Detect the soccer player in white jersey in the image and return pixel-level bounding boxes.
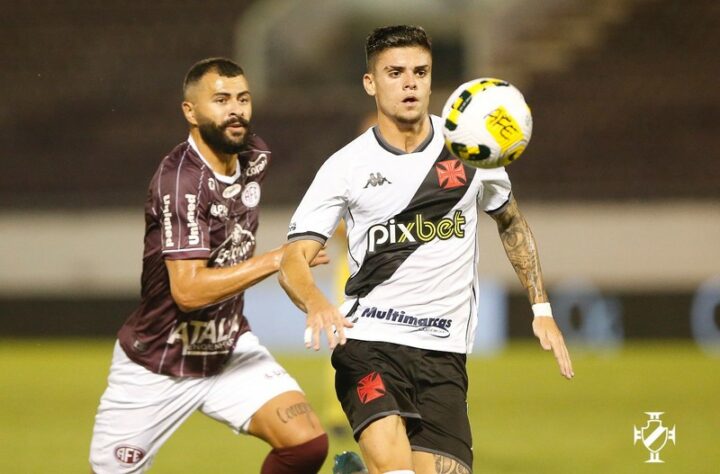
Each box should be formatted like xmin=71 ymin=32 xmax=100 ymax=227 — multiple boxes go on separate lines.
xmin=279 ymin=26 xmax=574 ymax=474
xmin=89 ymin=58 xmax=330 ymax=473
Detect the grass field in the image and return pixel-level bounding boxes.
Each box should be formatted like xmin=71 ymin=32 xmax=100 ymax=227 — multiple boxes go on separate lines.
xmin=1 ymin=339 xmax=718 ymax=473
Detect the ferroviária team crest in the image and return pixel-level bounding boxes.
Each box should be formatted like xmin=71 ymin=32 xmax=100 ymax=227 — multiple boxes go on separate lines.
xmin=633 ymin=412 xmax=676 ymax=463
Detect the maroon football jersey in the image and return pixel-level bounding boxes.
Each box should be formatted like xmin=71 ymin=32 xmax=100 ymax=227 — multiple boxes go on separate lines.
xmin=118 ymin=134 xmax=271 ymax=377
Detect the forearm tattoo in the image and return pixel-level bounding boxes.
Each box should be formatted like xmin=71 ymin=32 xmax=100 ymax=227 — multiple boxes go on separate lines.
xmin=492 ymin=199 xmax=547 ymax=304
xmin=434 ymin=454 xmax=471 ymax=474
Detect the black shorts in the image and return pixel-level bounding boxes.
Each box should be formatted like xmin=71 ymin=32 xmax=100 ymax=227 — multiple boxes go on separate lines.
xmin=331 ymin=339 xmax=472 ymax=470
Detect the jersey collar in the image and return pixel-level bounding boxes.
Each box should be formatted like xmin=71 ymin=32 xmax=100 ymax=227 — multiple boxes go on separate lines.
xmin=372 ymin=116 xmax=435 ymax=155
xmin=187 ymin=134 xmax=242 ymax=184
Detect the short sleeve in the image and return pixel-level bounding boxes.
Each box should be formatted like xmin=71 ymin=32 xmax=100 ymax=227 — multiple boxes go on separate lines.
xmin=287 ymin=155 xmax=348 ymax=245
xmin=154 ymin=158 xmax=211 ymax=260
xmin=477 ymin=167 xmax=513 ymax=215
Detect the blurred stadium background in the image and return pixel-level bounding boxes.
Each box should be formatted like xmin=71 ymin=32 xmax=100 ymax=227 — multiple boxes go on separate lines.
xmin=1 ymin=0 xmax=718 ymax=472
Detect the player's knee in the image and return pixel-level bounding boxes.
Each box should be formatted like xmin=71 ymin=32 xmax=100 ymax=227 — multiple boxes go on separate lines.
xmin=261 ymin=433 xmax=329 ymax=474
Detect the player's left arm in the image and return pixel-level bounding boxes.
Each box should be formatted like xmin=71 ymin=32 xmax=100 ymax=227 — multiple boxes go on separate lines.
xmin=490 ymin=196 xmax=574 ymax=379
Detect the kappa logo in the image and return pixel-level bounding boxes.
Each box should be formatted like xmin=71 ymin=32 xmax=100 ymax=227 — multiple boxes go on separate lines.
xmin=114 ymin=445 xmax=146 ymax=465
xmin=364 ymin=172 xmax=392 ymax=188
xmin=435 ymin=159 xmax=467 ymax=190
xmin=357 ymin=371 xmax=386 ymax=404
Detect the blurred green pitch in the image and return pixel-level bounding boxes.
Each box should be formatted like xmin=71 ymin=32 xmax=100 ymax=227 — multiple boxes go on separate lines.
xmin=1 ymin=340 xmax=718 ymax=473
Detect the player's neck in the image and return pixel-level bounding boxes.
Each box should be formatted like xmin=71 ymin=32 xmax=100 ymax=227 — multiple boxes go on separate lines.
xmin=375 ymin=114 xmax=431 ymax=153
xmin=189 ymin=130 xmax=238 ymax=177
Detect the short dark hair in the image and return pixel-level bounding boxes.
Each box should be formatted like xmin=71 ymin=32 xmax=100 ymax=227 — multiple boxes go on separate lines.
xmin=183 ymin=57 xmax=244 ymax=93
xmin=365 ymin=25 xmax=432 ymax=70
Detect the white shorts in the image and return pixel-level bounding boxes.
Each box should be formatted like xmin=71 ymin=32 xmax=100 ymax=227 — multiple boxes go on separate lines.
xmin=89 ymin=332 xmax=302 ymax=473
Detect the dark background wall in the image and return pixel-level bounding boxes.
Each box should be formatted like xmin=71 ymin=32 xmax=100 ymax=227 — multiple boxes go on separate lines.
xmin=1 ymin=0 xmax=718 ymax=209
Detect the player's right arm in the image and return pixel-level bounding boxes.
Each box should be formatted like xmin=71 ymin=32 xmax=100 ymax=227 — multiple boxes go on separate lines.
xmin=166 ymin=249 xmax=330 ymax=313
xmin=278 ymin=151 xmax=352 ymax=349
xmin=279 ymin=240 xmax=352 ymax=350
xmin=152 ymin=148 xmax=329 ymax=312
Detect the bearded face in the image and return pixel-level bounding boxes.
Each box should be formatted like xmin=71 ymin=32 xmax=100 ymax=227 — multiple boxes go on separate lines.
xmin=197 ymin=114 xmax=251 ymax=155
xmin=183 ymin=72 xmax=253 ymax=156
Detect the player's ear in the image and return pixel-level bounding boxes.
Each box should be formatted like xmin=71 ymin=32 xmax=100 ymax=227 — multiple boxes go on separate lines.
xmin=182 ymin=101 xmax=198 ymax=126
xmin=363 ymin=73 xmax=376 ymax=97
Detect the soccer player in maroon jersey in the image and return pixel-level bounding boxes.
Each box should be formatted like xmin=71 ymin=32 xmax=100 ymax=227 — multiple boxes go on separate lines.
xmin=89 ymin=58 xmax=329 ymax=473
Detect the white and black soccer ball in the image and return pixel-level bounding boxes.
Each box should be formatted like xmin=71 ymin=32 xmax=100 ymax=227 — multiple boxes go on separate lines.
xmin=441 ymin=78 xmax=533 ymax=169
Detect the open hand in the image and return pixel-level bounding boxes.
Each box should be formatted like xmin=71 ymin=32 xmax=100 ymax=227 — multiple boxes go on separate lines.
xmin=532 ymin=317 xmax=574 ymax=380
xmin=304 ymin=300 xmax=353 ymax=350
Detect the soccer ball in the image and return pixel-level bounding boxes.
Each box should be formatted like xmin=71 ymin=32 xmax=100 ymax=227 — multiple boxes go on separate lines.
xmin=441 ymin=78 xmax=533 ymax=169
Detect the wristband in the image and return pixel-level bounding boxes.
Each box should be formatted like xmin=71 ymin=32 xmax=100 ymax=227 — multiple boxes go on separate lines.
xmin=532 ymin=302 xmax=553 ymax=318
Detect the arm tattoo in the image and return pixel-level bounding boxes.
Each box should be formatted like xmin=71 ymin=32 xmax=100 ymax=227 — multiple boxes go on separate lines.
xmin=491 ymin=198 xmax=547 ymax=304
xmin=434 ymin=454 xmax=471 ymax=474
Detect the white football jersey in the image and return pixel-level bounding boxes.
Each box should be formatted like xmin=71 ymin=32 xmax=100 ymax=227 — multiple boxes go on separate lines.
xmin=288 ymin=115 xmax=511 ymax=353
